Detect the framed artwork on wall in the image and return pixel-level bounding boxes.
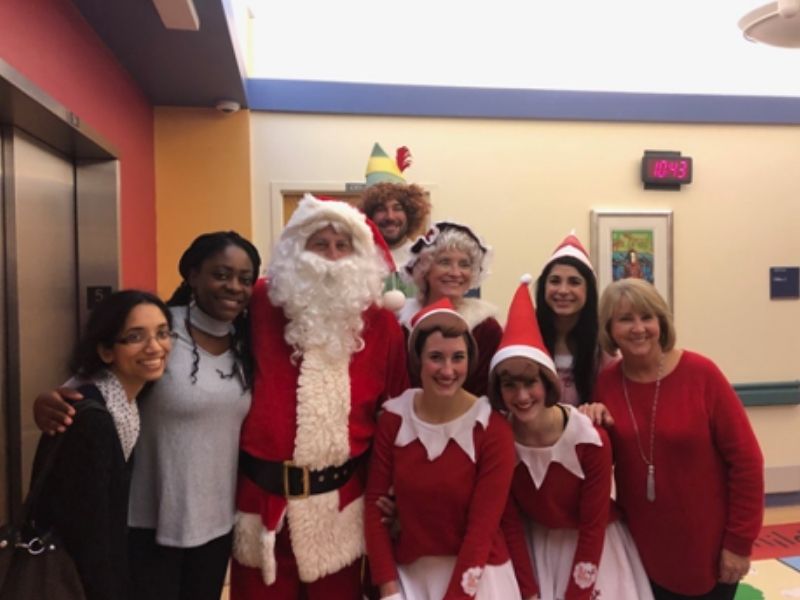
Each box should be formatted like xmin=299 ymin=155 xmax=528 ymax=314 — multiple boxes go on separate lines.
xmin=590 ymin=210 xmax=674 ymax=307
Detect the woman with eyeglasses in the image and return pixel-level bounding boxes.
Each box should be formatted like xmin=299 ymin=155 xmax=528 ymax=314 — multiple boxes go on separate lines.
xmin=32 ymin=290 xmax=172 ymax=600
xmin=33 ymin=231 xmax=262 ymax=600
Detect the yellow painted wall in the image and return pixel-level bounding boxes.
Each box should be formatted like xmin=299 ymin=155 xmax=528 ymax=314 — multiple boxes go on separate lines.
xmin=249 ymin=112 xmax=800 ymax=484
xmin=155 ymin=107 xmax=252 ymax=299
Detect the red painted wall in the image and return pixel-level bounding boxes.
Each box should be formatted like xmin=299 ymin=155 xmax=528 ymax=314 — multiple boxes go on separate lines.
xmin=0 ymin=0 xmax=156 ymax=289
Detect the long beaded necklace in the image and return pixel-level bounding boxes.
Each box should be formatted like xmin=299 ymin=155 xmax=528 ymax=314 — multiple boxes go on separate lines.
xmin=622 ymin=353 xmax=664 ymax=502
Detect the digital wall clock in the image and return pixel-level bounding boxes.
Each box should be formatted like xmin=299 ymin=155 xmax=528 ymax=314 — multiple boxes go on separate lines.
xmin=641 ymin=151 xmax=693 ymax=189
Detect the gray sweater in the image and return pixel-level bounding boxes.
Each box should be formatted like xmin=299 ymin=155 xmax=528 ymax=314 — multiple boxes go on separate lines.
xmin=127 ymin=306 xmax=251 ymax=547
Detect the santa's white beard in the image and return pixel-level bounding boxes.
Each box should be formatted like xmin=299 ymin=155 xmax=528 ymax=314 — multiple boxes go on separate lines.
xmin=268 ymin=251 xmax=385 ymax=362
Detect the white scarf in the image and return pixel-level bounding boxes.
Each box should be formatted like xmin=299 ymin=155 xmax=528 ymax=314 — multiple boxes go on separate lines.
xmin=93 ymin=371 xmax=140 ymax=461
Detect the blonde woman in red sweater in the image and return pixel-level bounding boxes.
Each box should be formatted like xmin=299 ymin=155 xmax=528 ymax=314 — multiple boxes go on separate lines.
xmin=587 ymin=278 xmax=764 ymax=599
xmin=365 ymin=298 xmax=519 ymax=600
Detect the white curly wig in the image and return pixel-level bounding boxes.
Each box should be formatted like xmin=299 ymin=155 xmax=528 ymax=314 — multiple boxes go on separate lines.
xmin=404 ymin=221 xmax=493 ymax=303
xmin=267 ymin=194 xmax=388 ymax=361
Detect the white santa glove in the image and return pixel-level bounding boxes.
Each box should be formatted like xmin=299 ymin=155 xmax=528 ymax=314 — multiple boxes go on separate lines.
xmin=380 ymin=593 xmax=404 ymax=600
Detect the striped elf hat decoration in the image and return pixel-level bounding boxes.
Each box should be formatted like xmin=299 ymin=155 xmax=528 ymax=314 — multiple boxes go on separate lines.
xmin=365 ymin=143 xmax=412 ymax=187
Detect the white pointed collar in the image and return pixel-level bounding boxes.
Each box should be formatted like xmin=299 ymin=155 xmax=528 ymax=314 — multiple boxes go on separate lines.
xmin=514 ymin=405 xmax=602 ymax=489
xmin=384 ymin=390 xmax=491 ymax=463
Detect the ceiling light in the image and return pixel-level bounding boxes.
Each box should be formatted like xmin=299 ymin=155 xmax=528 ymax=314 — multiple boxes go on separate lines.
xmin=739 ymin=0 xmax=800 ymax=47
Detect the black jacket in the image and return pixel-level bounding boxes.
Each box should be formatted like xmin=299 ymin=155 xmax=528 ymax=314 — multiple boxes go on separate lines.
xmin=33 ymin=384 xmax=132 ymax=600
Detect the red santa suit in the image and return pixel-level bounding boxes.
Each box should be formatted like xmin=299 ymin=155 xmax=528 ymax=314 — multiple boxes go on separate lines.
xmin=232 ymin=277 xmax=408 ymax=597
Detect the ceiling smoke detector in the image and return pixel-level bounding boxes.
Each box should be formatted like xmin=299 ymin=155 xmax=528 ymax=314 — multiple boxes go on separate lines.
xmin=739 ymin=0 xmax=800 ymax=47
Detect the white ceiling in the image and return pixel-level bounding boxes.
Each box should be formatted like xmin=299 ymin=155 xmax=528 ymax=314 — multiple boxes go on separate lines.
xmin=239 ymin=0 xmax=800 ymax=97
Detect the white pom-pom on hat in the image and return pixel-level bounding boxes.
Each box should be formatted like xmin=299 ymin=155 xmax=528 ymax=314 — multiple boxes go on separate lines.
xmin=382 ymin=289 xmax=406 ymax=312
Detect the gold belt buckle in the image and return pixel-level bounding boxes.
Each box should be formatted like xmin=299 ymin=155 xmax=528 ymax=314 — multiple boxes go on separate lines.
xmin=283 ymin=461 xmax=310 ymax=499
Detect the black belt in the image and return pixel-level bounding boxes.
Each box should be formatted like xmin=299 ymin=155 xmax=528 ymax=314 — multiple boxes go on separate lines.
xmin=239 ymin=451 xmax=362 ymax=499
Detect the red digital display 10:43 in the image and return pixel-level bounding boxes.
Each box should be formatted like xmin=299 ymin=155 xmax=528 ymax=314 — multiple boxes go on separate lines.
xmin=641 ymin=154 xmax=693 ymax=185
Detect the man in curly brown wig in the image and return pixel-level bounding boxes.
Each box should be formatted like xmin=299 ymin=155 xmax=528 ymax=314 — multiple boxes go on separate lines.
xmin=359 ymin=143 xmax=431 ymax=285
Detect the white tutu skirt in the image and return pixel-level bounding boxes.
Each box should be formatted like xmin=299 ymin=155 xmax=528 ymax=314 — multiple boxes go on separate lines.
xmin=530 ymin=520 xmax=653 ymax=600
xmin=397 ymin=556 xmax=521 ymax=600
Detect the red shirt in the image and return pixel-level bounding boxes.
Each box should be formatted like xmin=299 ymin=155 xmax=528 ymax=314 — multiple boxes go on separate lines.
xmin=502 ymin=411 xmax=616 ymax=600
xmin=594 ymin=351 xmax=764 ymax=595
xmin=365 ymin=394 xmax=516 ymax=600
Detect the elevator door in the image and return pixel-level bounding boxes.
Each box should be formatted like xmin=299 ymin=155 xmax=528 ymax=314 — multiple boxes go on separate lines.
xmin=1 ymin=128 xmax=77 ymax=520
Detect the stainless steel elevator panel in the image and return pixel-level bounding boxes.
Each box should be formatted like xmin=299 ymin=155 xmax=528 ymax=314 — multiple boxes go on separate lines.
xmin=6 ymin=129 xmax=77 ymax=493
xmin=0 ymin=130 xmax=7 ymax=524
xmin=2 ymin=63 xmax=120 ymax=522
xmin=76 ymin=159 xmax=121 ymax=330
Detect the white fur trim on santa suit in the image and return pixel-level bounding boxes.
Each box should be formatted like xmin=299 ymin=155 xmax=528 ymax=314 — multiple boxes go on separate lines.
xmin=232 ymin=511 xmax=279 ymax=585
xmin=287 ymin=492 xmax=364 ymax=582
xmin=289 ymin=345 xmax=364 ymax=580
xmin=233 ymin=497 xmax=364 ymax=586
xmin=286 ymin=349 xmax=364 ymax=581
xmin=231 ymin=344 xmax=364 ymax=584
xmin=286 ymin=194 xmax=374 ymax=256
xmin=293 ymin=348 xmax=352 ymax=469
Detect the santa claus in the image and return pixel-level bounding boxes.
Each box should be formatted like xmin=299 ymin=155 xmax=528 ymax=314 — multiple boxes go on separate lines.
xmin=231 ymin=194 xmax=409 ymax=599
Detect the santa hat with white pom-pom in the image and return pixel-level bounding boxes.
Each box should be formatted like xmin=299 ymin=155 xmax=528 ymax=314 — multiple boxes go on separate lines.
xmin=489 ymin=274 xmax=561 ymax=406
xmin=363 ymin=217 xmax=406 ymax=312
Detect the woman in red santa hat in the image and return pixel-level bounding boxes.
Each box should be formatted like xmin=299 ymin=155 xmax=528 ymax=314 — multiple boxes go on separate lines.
xmin=399 ymin=221 xmax=501 ymax=398
xmin=492 ymin=276 xmax=653 ymax=600
xmin=365 ymin=297 xmax=519 ymax=600
xmin=534 ymin=232 xmax=615 ymax=409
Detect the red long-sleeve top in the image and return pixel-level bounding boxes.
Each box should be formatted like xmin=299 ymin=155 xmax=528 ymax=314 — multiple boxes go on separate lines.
xmin=364 ymin=393 xmax=516 ymax=600
xmin=502 ymin=409 xmax=616 ymax=600
xmin=594 ymin=351 xmax=764 ymax=595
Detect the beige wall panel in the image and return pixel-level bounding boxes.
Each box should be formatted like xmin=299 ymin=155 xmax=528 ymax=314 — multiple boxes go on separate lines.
xmin=249 ymin=112 xmax=800 ymax=480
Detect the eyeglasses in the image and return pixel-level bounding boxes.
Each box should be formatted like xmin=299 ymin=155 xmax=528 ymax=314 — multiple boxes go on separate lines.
xmin=115 ymin=328 xmax=174 ymax=346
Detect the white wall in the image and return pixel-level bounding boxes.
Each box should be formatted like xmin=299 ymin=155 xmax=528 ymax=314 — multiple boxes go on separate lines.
xmin=250 ymin=111 xmax=800 ymax=487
